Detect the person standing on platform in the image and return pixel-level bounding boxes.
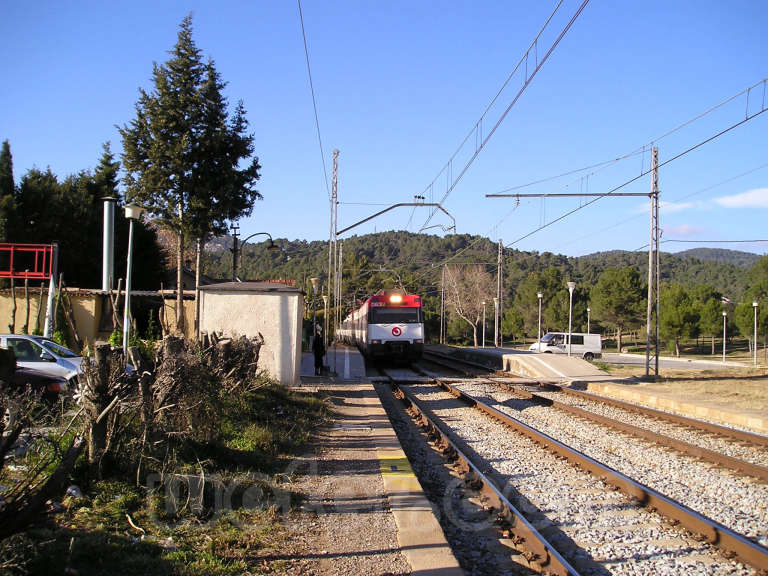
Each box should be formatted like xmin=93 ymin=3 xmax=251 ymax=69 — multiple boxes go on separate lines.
xmin=312 ymin=325 xmax=325 ymax=375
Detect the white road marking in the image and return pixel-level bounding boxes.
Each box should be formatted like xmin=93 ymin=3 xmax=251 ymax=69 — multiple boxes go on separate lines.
xmin=344 ymin=346 xmax=350 ymax=379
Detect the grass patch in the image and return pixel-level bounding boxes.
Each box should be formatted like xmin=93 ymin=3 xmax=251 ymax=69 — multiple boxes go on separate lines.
xmin=0 ymin=383 xmax=328 ymax=575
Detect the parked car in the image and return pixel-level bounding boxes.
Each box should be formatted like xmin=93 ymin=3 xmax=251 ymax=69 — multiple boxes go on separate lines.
xmin=0 ymin=334 xmax=85 ymax=391
xmin=8 ymin=365 xmax=69 ymax=398
xmin=2 ymin=365 xmax=69 ymax=427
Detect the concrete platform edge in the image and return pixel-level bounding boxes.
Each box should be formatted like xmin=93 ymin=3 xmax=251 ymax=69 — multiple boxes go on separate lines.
xmin=363 ymin=384 xmax=465 ymax=575
xmin=584 ymin=381 xmax=768 ymax=435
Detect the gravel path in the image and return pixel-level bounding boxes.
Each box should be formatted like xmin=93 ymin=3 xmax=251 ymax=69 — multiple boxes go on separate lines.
xmin=456 ymin=380 xmax=768 ymax=548
xmin=278 ymin=386 xmax=411 ymax=576
xmin=405 ymin=381 xmax=754 ymax=575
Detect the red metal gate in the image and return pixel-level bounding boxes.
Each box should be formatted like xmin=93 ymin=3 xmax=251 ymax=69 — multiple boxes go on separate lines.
xmin=0 ymin=243 xmax=54 ymax=280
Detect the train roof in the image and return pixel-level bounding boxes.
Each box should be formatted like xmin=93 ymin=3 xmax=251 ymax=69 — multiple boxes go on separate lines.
xmin=367 ymin=291 xmax=421 ymax=307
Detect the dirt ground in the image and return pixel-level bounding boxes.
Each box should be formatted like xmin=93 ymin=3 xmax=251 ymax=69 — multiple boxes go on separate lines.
xmin=600 ymin=363 xmax=768 ymax=414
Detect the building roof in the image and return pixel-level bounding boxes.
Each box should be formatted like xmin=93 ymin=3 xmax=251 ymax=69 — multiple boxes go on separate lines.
xmin=198 ymin=281 xmax=300 ymax=294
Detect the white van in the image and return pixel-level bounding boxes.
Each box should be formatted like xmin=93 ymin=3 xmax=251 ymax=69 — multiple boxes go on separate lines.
xmin=529 ymin=332 xmax=602 ymax=360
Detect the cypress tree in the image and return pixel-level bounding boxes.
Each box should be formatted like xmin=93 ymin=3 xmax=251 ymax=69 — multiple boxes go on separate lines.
xmin=120 ymin=15 xmax=261 ymax=334
xmin=0 ymin=140 xmax=15 ymax=242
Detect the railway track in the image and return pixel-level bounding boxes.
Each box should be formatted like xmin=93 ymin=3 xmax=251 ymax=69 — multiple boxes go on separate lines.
xmin=418 ymin=351 xmax=768 ymax=482
xmin=377 ymin=364 xmax=768 ymax=574
xmin=507 ymin=383 xmax=768 ymax=480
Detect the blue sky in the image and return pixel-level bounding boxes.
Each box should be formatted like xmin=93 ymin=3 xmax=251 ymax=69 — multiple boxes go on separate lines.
xmin=2 ymin=0 xmax=766 ymax=257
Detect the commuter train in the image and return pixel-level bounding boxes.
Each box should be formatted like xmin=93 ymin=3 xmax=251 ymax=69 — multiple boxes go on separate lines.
xmin=338 ymin=290 xmax=424 ymax=361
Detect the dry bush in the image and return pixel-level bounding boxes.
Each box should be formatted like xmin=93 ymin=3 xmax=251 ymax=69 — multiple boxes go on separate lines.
xmin=79 ymin=343 xmax=140 ymax=472
xmin=205 ymin=333 xmax=265 ymax=394
xmin=0 ymin=379 xmax=85 ymax=540
xmin=150 ymin=336 xmax=219 ymax=444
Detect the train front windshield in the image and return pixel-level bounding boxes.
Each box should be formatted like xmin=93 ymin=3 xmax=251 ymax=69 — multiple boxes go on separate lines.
xmin=370 ymin=308 xmax=422 ymax=324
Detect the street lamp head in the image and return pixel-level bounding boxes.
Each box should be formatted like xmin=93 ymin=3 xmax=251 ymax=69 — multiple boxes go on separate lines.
xmin=754 ymin=301 xmax=759 ymax=308
xmin=322 ymin=295 xmax=328 ymax=304
xmin=587 ymin=306 xmax=591 ymax=313
xmin=266 ymin=240 xmax=280 ymax=252
xmin=123 ymin=203 xmax=145 ymax=221
xmin=482 ymin=300 xmax=486 ymax=306
xmin=567 ymin=281 xmax=576 ymax=293
xmin=537 ymin=292 xmax=543 ymax=299
xmin=723 ymin=310 xmax=728 ymax=317
xmin=310 ymin=277 xmax=320 ymax=294
xmin=493 ymin=297 xmax=498 ymax=306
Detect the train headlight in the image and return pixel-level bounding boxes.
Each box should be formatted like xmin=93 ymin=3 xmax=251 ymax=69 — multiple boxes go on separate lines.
xmin=389 ymin=294 xmax=403 ymax=304
xmin=371 ymin=339 xmax=381 ymax=344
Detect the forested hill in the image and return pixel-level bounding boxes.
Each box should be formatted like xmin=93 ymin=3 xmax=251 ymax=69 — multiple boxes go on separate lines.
xmin=673 ymin=248 xmax=760 ymax=268
xmin=202 ymin=231 xmax=761 ymax=299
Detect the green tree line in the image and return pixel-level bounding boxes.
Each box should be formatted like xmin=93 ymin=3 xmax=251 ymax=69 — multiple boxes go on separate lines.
xmin=201 ymin=230 xmax=767 ymax=352
xmin=0 ymin=140 xmax=163 ymax=290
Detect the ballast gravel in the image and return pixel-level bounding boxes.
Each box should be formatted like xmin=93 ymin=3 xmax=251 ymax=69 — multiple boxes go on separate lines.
xmin=531 ymin=385 xmax=768 ymax=469
xmin=456 ymin=380 xmax=768 ymax=548
xmin=405 ymin=382 xmax=754 ymax=576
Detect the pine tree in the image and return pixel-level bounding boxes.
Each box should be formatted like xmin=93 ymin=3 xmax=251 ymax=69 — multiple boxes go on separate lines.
xmin=120 ymin=15 xmax=261 ymax=334
xmin=590 ymin=266 xmax=645 ymax=352
xmin=94 ymin=142 xmax=120 ymax=198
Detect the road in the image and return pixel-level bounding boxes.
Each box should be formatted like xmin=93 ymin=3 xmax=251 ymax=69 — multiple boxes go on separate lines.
xmin=601 ymin=352 xmax=744 ymax=371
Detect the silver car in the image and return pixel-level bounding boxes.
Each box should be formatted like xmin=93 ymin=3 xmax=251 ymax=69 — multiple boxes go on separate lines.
xmin=0 ymin=334 xmax=85 ymax=391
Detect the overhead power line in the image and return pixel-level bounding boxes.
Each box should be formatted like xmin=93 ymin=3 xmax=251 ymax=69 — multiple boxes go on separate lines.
xmin=633 ymin=238 xmax=768 ymax=252
xmin=499 ymin=78 xmax=767 ymax=196
xmin=297 ymin=0 xmax=330 ymax=199
xmin=559 ymin=160 xmax=768 ymax=250
xmin=419 ymin=0 xmax=591 ymax=231
xmin=500 ymin=89 xmax=768 ymax=249
xmin=405 ymin=79 xmax=767 ymax=285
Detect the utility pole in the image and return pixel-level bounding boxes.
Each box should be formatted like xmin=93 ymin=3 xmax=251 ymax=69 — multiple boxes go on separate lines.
xmin=497 ymin=238 xmax=503 ymax=348
xmin=230 ymin=223 xmax=240 ymax=282
xmin=440 ymin=265 xmax=446 ymax=344
xmin=328 ymin=149 xmax=339 ymax=375
xmin=486 ymin=156 xmax=662 ymax=375
xmin=645 ymin=147 xmax=660 ymax=379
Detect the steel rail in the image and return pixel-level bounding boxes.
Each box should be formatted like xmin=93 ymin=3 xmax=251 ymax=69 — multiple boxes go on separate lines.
xmin=556 ymin=385 xmax=768 ymax=447
xmin=422 ymin=349 xmax=501 ymax=373
xmin=387 ymin=380 xmax=582 ymax=576
xmin=435 ymin=378 xmax=768 ymax=572
xmin=499 ymin=383 xmax=768 ymax=483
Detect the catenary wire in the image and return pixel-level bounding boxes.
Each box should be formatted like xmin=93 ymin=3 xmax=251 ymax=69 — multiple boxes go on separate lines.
xmin=404 ymin=85 xmax=766 ymax=287
xmin=498 ymin=78 xmax=767 ymax=195
xmin=419 ymin=0 xmax=589 ymax=230
xmin=565 ymin=161 xmax=768 ymax=249
xmin=297 ymin=0 xmax=331 ymax=199
xmin=503 ymin=104 xmax=767 ymax=249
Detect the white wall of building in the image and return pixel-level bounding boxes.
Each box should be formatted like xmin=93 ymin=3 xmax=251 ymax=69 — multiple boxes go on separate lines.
xmin=199 ymin=283 xmax=303 ymax=385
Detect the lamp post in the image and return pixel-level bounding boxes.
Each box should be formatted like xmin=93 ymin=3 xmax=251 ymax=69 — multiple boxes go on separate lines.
xmin=722 ymin=310 xmax=727 ymax=363
xmin=493 ymin=297 xmax=499 ymax=347
xmin=482 ymin=301 xmax=487 ymax=348
xmin=537 ymin=292 xmax=543 ymax=352
xmin=587 ymin=306 xmax=591 ymax=334
xmin=231 ymin=229 xmax=278 ymax=282
xmin=122 ymin=203 xmax=145 ymax=358
xmin=310 ymin=277 xmax=319 ymax=338
xmin=567 ymin=281 xmax=576 ymax=357
xmin=753 ymin=301 xmax=759 ymax=366
xmin=322 ymin=294 xmax=329 ymax=350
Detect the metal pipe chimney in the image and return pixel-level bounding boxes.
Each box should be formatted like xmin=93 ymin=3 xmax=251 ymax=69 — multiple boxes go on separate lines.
xmin=102 ymin=196 xmax=117 ymax=291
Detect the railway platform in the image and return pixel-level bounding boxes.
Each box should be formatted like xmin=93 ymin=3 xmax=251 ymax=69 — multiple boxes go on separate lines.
xmin=294 ymin=347 xmax=464 ymax=575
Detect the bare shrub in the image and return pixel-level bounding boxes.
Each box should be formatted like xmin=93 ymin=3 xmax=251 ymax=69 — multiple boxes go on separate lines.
xmin=205 ymin=333 xmax=265 ymax=394
xmin=79 ymin=343 xmax=140 ymax=472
